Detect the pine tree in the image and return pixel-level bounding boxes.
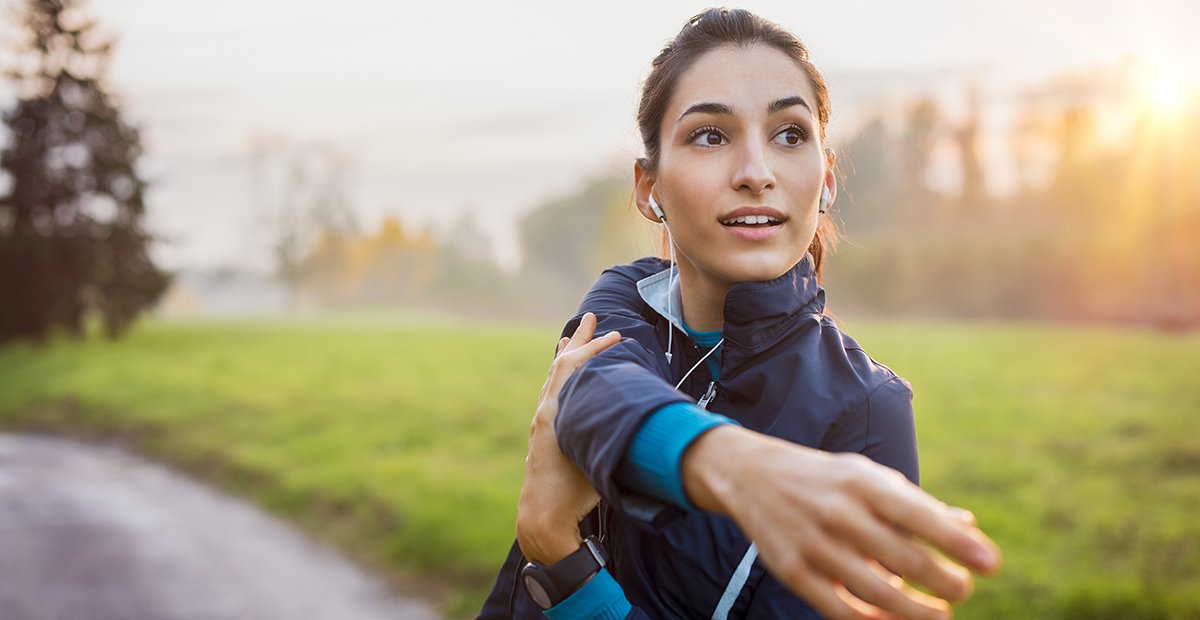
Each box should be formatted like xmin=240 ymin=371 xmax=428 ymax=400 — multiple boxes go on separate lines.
xmin=0 ymin=0 xmax=166 ymax=342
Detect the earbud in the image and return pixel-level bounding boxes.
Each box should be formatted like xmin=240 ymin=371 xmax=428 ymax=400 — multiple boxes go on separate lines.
xmin=649 ymin=195 xmax=667 ymax=222
xmin=819 ymin=186 xmax=831 ymax=215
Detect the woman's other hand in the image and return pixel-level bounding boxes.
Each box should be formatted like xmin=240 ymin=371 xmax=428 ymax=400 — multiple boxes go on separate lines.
xmin=516 ymin=312 xmax=621 ymax=565
xmin=683 ymin=426 xmax=1002 ymax=620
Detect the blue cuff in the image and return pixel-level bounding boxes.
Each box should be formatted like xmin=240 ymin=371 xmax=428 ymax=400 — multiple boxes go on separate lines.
xmin=544 ymin=567 xmax=631 ymax=620
xmin=621 ymin=402 xmax=737 ymax=510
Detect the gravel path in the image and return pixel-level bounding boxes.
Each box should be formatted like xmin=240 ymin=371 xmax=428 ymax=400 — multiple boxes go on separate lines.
xmin=0 ymin=433 xmax=441 ymax=620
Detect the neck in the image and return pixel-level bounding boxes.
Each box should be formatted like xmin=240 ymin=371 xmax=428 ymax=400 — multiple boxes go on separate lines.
xmin=676 ymin=261 xmax=731 ymax=332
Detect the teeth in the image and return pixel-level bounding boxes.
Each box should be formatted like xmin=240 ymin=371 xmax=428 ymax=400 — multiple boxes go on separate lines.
xmin=722 ymin=215 xmax=781 ymax=225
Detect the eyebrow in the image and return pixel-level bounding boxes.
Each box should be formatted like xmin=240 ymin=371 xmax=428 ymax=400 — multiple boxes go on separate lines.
xmin=677 ymin=96 xmax=813 ymax=122
xmin=677 ymin=101 xmax=732 ymax=121
xmin=769 ymin=96 xmax=812 ymax=115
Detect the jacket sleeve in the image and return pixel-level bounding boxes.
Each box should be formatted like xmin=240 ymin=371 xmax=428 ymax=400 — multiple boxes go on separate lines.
xmin=823 ymin=375 xmax=919 ymax=485
xmin=554 ymin=260 xmax=695 ymax=521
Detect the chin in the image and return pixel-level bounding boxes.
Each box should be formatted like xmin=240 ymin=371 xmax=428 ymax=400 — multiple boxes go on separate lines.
xmin=716 ymin=253 xmax=800 ymax=284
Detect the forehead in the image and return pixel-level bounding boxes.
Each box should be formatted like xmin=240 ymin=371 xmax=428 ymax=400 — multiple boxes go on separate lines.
xmin=667 ymin=44 xmax=817 ymax=122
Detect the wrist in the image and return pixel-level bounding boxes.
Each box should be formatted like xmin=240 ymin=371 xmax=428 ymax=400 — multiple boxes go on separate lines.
xmin=682 ymin=427 xmax=831 ymax=516
xmin=516 ymin=517 xmax=582 ymax=565
xmin=680 ymin=424 xmax=757 ymax=515
xmin=535 ymin=533 xmax=584 ymax=565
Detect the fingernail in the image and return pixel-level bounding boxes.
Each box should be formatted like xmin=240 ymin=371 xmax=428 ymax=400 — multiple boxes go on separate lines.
xmin=949 ymin=507 xmax=975 ymax=524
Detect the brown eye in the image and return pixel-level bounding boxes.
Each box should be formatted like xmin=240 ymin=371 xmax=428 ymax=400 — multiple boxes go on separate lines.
xmin=688 ymin=126 xmax=727 ymax=147
xmin=773 ymin=126 xmax=808 ymax=146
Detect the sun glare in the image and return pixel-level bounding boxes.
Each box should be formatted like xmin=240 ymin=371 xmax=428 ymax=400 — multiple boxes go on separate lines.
xmin=1143 ymin=66 xmax=1188 ymax=117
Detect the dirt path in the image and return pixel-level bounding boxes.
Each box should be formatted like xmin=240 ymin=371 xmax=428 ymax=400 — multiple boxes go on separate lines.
xmin=0 ymin=433 xmax=441 ymax=620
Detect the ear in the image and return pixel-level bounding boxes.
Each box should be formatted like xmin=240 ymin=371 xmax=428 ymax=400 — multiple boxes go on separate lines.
xmin=633 ymin=161 xmax=661 ymax=224
xmin=823 ymin=147 xmax=838 ymax=206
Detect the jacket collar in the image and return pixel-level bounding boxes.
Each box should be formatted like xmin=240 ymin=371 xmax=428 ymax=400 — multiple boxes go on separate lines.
xmin=637 ymin=254 xmax=825 ymax=354
xmin=636 ymin=266 xmax=687 ymax=335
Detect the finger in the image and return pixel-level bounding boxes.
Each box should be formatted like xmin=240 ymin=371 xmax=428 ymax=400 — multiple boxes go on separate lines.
xmin=865 ymin=561 xmax=954 ymax=620
xmin=542 ymin=336 xmax=574 ymax=401
xmin=558 ymin=331 xmax=621 ymax=371
xmin=874 ymin=563 xmax=911 ymax=595
xmin=542 ymin=330 xmax=622 ymax=406
xmin=809 ymin=538 xmax=949 ymax=620
xmin=833 ymin=582 xmax=903 ymax=620
xmin=562 ymin=312 xmax=598 ymax=354
xmin=833 ymin=505 xmax=973 ymax=602
xmin=873 ymin=485 xmax=1001 ymax=576
xmin=788 ymin=566 xmax=890 ymax=620
xmin=948 ymin=506 xmax=977 ymax=527
xmin=549 ymin=337 xmax=620 ymax=395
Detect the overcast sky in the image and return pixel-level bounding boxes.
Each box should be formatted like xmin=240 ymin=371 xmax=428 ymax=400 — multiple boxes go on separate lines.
xmin=2 ymin=0 xmax=1197 ymax=270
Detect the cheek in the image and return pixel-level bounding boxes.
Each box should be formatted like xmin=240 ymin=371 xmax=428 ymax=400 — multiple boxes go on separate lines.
xmin=657 ymin=168 xmax=720 ymax=222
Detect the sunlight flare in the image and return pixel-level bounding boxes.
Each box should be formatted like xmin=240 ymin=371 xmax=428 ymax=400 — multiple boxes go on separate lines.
xmin=1142 ymin=64 xmax=1189 ymax=118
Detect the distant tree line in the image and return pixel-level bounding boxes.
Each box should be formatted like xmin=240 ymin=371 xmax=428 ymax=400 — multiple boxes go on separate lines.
xmin=233 ymin=60 xmax=1200 ymax=330
xmin=284 ymin=62 xmax=1198 ymax=330
xmin=829 ymin=67 xmax=1199 ymax=329
xmin=281 ymin=174 xmax=653 ymax=318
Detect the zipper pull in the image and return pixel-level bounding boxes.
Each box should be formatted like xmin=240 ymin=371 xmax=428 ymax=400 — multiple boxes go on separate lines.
xmin=697 ymin=381 xmax=718 ymax=410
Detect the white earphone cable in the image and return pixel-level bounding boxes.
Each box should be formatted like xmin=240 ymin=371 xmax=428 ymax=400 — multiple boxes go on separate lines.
xmin=665 ymin=225 xmax=676 ymax=365
xmin=675 ymin=337 xmax=724 ymax=391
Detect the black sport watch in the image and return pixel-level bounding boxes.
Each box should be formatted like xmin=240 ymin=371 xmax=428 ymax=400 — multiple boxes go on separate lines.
xmin=520 ymin=536 xmax=609 ymax=609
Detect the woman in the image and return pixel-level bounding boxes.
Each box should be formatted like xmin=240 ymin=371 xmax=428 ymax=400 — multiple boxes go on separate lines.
xmin=481 ymin=8 xmax=999 ymax=619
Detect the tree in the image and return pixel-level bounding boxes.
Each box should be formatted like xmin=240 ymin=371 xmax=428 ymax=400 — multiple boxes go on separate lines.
xmin=0 ymin=0 xmax=167 ymax=341
xmin=896 ymin=97 xmax=943 ymax=207
xmin=248 ymin=136 xmax=358 ymax=307
xmin=954 ymin=87 xmax=988 ymax=214
xmin=836 ymin=113 xmax=894 ymax=233
xmin=517 ymin=174 xmax=651 ymax=316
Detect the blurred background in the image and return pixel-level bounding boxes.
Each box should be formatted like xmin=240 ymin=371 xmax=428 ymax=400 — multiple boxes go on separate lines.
xmin=0 ymin=0 xmax=1197 ymax=618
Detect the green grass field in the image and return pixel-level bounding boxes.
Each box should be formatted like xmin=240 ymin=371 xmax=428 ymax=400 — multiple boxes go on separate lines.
xmin=1 ymin=318 xmax=1197 ymax=618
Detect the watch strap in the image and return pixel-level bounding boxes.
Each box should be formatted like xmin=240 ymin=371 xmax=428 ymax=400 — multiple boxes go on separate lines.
xmin=522 ymin=536 xmax=609 ymax=608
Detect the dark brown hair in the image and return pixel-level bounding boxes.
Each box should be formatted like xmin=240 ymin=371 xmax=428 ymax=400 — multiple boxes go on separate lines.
xmin=636 ymin=8 xmax=837 ymax=278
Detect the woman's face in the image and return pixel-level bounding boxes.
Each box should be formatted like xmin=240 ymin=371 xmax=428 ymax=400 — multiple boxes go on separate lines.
xmin=635 ymin=43 xmax=834 ymax=290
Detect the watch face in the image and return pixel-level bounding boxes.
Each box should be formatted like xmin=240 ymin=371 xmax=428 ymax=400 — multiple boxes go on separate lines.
xmin=523 ymin=573 xmax=553 ymax=609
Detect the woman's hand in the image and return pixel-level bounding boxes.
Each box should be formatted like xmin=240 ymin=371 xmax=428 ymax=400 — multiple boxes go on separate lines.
xmin=516 ymin=313 xmax=621 ymax=565
xmin=683 ymin=426 xmax=1001 ymax=620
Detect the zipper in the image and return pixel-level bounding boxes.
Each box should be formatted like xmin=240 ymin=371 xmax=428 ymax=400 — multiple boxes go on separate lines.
xmin=697 ymin=381 xmax=718 ymax=410
xmin=599 ymin=499 xmax=608 ymax=544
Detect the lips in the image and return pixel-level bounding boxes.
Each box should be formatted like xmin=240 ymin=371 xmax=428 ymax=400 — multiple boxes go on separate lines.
xmin=719 ymin=206 xmax=787 ymax=241
xmin=723 ymin=213 xmax=782 ymax=225
xmin=720 ymin=206 xmax=787 ymax=227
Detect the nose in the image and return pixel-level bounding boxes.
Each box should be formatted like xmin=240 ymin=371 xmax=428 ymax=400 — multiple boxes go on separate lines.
xmin=731 ymin=136 xmax=776 ymax=194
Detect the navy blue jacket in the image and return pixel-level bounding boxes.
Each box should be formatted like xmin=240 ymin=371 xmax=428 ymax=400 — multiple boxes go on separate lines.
xmin=479 ymin=254 xmax=918 ymax=619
